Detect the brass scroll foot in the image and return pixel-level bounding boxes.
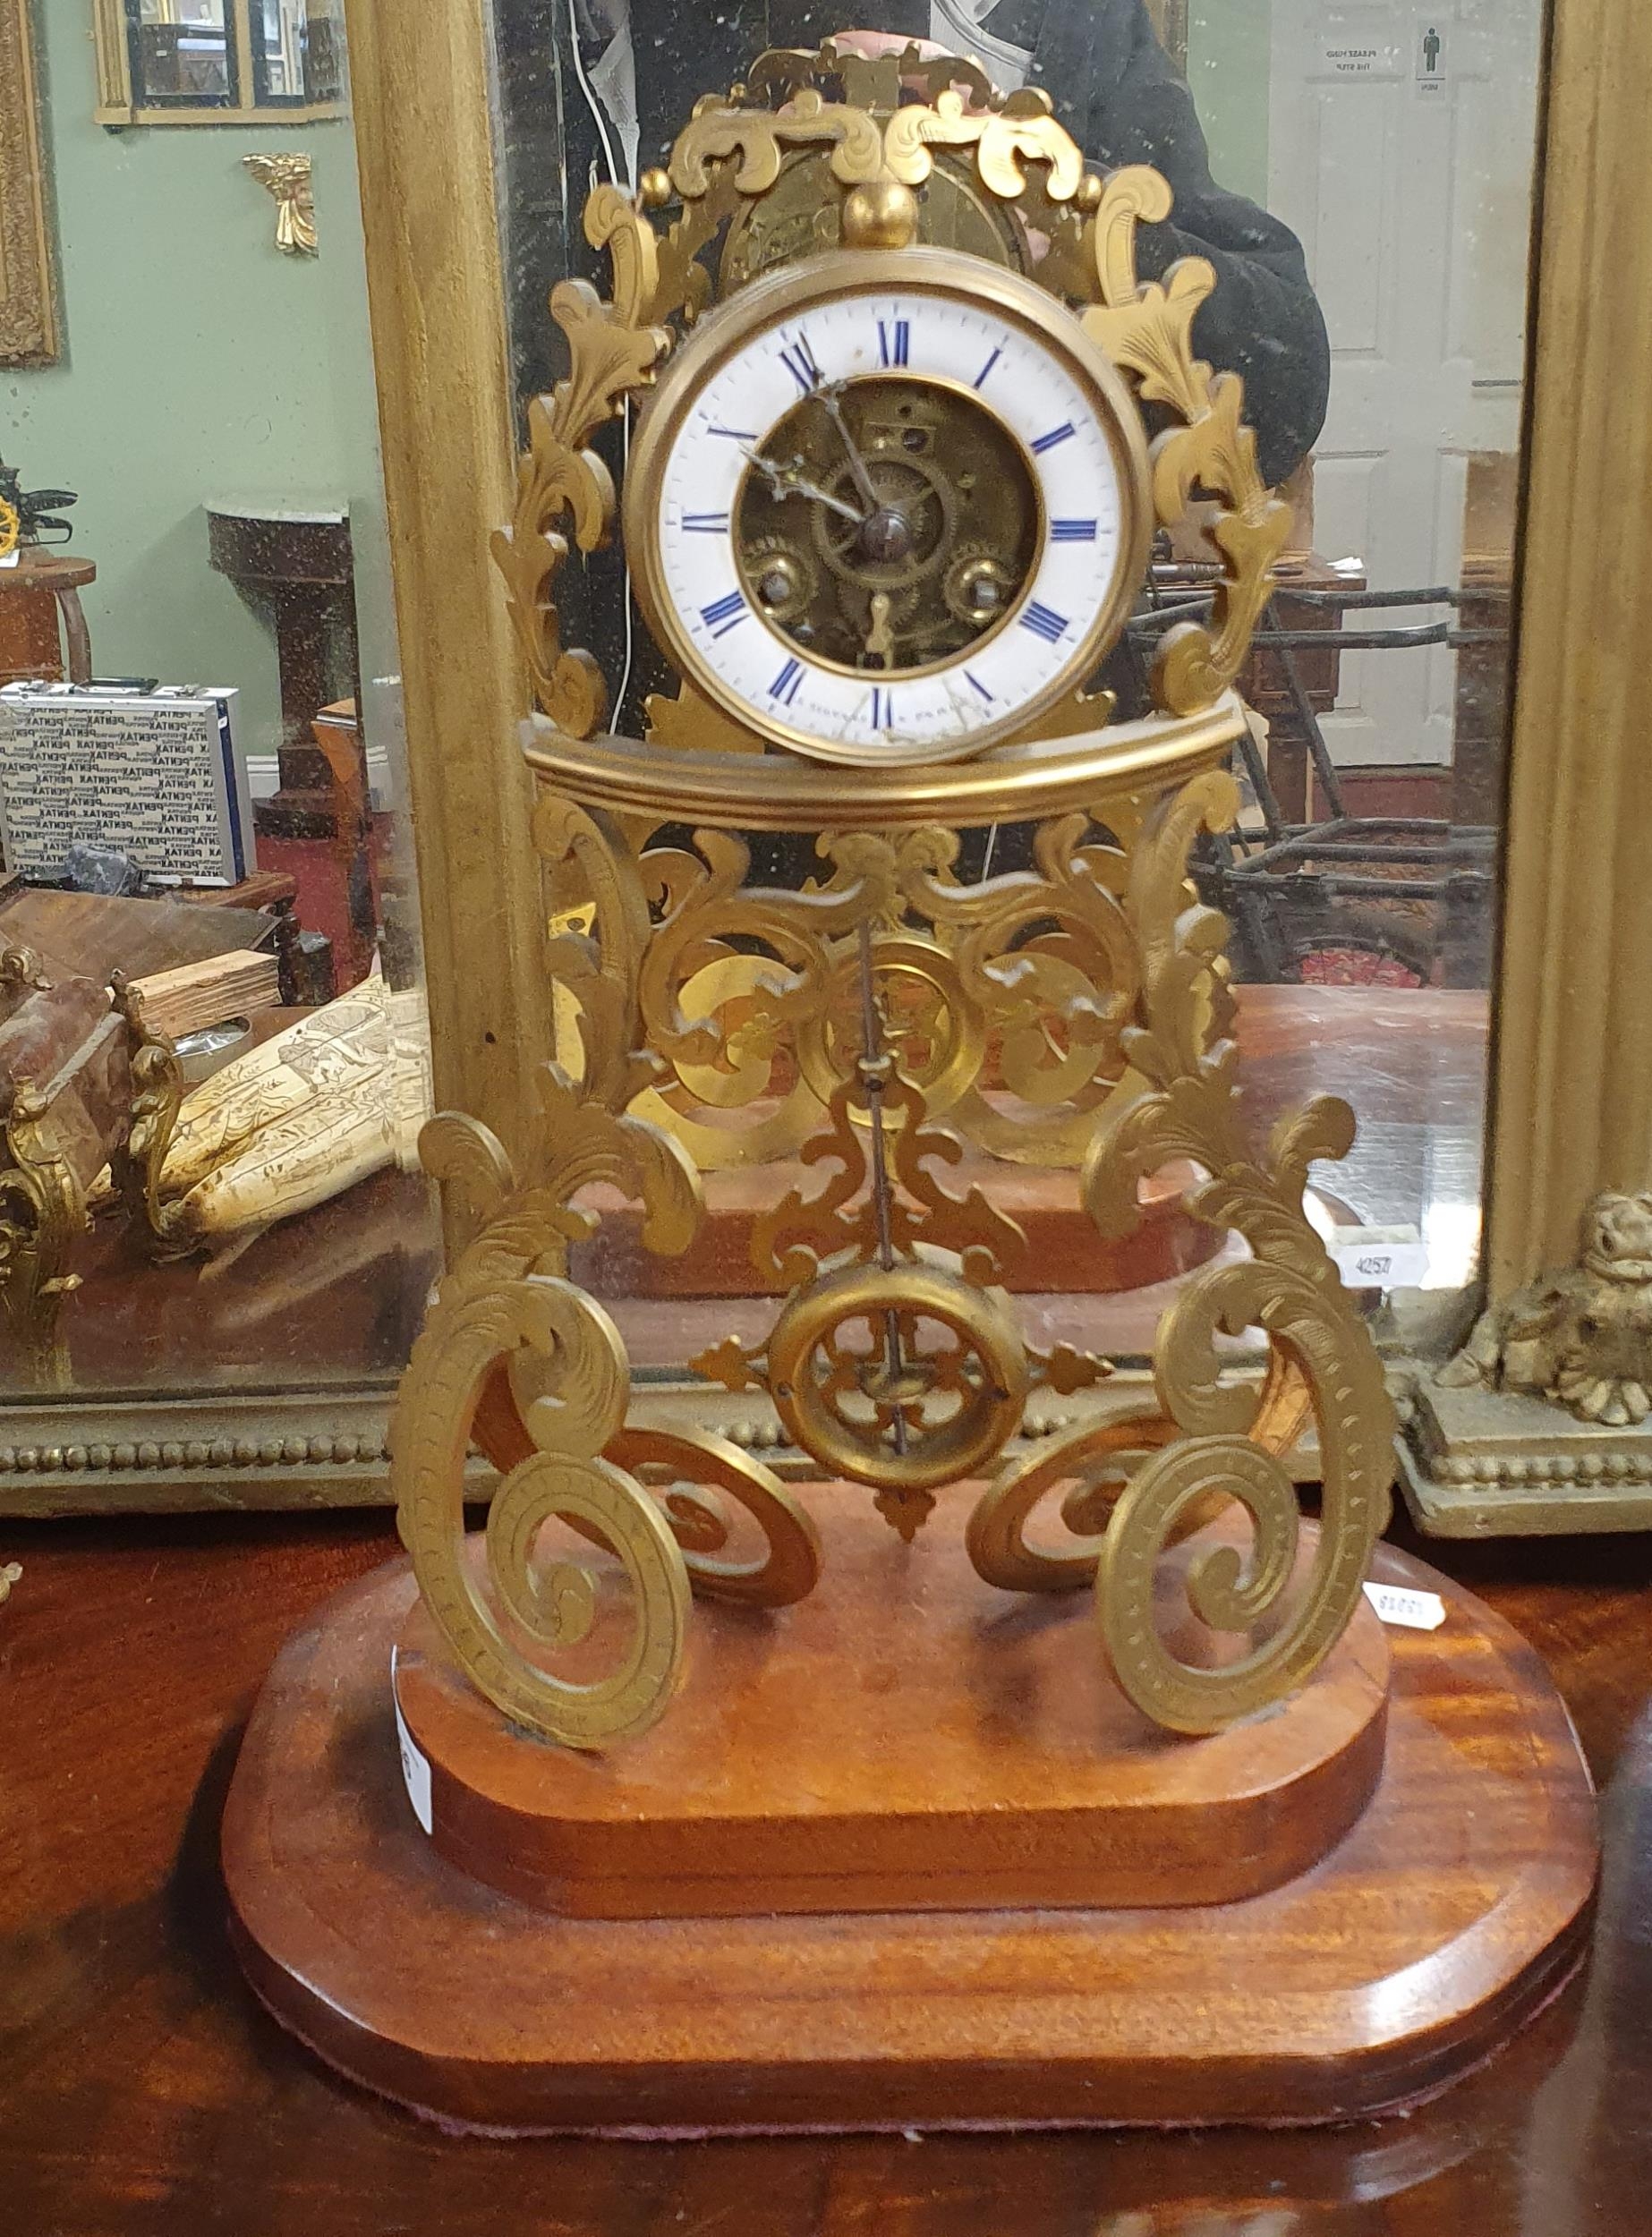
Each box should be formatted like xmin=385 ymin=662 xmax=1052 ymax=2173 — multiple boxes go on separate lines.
xmin=965 ymin=770 xmax=1395 ymax=1734
xmin=1079 ymin=771 xmax=1394 ymax=1731
xmin=391 ymin=1070 xmax=821 ymax=1749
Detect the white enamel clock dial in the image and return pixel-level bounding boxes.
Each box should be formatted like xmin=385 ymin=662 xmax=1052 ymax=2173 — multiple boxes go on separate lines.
xmin=626 ymin=250 xmax=1152 ymax=768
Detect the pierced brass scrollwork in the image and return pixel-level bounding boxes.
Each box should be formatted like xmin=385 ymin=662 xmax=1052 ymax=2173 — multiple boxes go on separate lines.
xmin=393 ymin=47 xmax=1400 ymax=1753
xmin=961 ymin=773 xmax=1393 ymax=1733
xmin=1083 ymin=168 xmax=1294 ymax=714
xmin=553 ymin=812 xmax=1179 ymax=1178
xmin=392 ymin=1066 xmax=822 ymax=1748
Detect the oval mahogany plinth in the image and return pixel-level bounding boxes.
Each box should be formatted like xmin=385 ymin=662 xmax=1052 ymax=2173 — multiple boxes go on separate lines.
xmin=390 ymin=1490 xmax=1391 ymax=1918
xmin=221 ymin=1525 xmax=1597 ymax=2135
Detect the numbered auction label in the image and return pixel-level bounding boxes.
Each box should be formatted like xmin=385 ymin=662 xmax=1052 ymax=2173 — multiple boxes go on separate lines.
xmin=1331 ymin=1228 xmax=1430 ymax=1292
xmin=1363 ymin=1581 xmax=1448 ymax=1631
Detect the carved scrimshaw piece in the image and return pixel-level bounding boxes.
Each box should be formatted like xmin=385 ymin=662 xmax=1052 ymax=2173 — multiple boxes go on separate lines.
xmin=156 ymin=974 xmax=431 ymax=1246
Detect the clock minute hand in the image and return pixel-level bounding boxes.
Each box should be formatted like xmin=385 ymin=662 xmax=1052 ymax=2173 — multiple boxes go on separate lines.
xmin=740 ymin=447 xmax=862 ymax=525
xmin=817 ymin=383 xmax=881 ymax=519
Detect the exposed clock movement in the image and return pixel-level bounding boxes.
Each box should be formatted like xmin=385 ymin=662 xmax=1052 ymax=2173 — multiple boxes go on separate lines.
xmin=626 ymin=251 xmax=1149 ymax=764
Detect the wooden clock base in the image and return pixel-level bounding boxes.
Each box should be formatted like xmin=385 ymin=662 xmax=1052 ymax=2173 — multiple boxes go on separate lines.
xmin=222 ymin=1493 xmax=1597 ymax=2137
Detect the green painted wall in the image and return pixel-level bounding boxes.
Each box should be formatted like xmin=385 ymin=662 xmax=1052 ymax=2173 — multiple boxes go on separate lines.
xmin=1188 ymin=1 xmax=1273 ymax=208
xmin=2 ymin=6 xmax=391 ymax=777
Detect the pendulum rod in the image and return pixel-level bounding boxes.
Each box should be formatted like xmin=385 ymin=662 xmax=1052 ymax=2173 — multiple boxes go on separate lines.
xmin=856 ymin=916 xmax=909 ymax=1458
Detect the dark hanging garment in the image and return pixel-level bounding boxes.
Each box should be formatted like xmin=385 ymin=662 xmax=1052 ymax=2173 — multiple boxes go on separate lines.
xmin=1024 ymin=1 xmax=1332 ymax=486
xmin=626 ymin=0 xmax=1328 ymax=484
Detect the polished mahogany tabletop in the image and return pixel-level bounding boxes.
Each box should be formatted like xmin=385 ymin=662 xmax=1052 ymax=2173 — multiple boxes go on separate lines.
xmin=1 ymin=1500 xmax=1649 ymax=2237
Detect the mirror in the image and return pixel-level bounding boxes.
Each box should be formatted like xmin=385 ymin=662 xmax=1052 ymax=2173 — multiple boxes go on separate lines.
xmin=94 ymin=0 xmax=345 ymax=123
xmin=481 ymin=0 xmax=1544 ymax=1397
xmin=0 ymin=4 xmax=438 ymax=1502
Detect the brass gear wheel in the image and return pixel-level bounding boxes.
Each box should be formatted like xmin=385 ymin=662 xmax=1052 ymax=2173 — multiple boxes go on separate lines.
xmin=943 ymin=540 xmax=1019 ymax=628
xmin=744 ymin=534 xmax=818 ymax=629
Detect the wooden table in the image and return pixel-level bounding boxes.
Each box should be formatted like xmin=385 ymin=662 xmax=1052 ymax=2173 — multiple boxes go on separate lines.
xmin=0 ymin=549 xmax=95 ymax=685
xmin=1 ymin=1503 xmax=1648 ymax=2232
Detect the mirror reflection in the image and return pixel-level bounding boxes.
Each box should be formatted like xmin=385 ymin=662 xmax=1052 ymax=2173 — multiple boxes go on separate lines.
xmin=488 ymin=0 xmax=1541 ymax=1383
xmin=0 ymin=6 xmax=436 ymax=1409
xmin=110 ymin=0 xmax=345 ymax=119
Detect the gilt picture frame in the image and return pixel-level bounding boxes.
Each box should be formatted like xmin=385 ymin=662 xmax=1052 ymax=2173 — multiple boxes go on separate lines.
xmin=0 ymin=0 xmax=58 ymax=365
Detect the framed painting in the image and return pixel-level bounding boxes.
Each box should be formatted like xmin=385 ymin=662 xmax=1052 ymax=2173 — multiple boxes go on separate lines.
xmin=0 ymin=0 xmax=57 ymax=364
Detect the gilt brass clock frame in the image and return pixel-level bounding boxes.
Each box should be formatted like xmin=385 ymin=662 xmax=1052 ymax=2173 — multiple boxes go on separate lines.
xmin=387 ymin=46 xmax=1395 ymax=1750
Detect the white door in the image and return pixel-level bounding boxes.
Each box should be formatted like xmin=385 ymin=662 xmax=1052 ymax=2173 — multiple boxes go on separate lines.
xmin=1266 ymin=0 xmax=1541 ymax=767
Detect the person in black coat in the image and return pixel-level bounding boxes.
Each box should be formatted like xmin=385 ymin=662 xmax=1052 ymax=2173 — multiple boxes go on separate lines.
xmin=622 ymin=1 xmax=1329 ymax=487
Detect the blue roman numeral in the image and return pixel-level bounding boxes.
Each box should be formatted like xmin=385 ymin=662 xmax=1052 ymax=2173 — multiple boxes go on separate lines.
xmin=966 ymin=670 xmax=993 ymax=703
xmin=779 ymin=331 xmax=822 ymax=392
xmin=1051 ymin=518 xmax=1098 ymax=541
xmin=1031 ymin=421 xmax=1077 ymax=455
xmin=770 ymin=657 xmax=805 ymax=706
xmin=878 ymin=318 xmax=910 ymax=369
xmin=973 ymin=347 xmax=1002 ymax=390
xmin=1020 ymin=600 xmax=1069 ymax=645
xmin=869 ymin=685 xmax=896 ymax=729
xmin=700 ymin=591 xmax=748 ymax=638
xmin=682 ymin=511 xmax=730 ymax=533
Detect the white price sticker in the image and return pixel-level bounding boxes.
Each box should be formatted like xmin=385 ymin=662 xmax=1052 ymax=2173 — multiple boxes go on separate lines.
xmin=1331 ymin=1229 xmax=1430 ymax=1292
xmin=1363 ymin=1581 xmax=1447 ymax=1631
xmin=390 ymin=1647 xmax=433 ymax=1835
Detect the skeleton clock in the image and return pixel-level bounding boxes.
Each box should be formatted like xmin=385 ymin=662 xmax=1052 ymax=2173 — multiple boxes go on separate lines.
xmin=392 ymin=41 xmax=1395 ymax=1751
xmin=219 ymin=33 xmax=1599 ymax=2142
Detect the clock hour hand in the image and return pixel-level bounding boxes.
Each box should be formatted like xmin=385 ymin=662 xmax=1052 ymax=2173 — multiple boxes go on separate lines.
xmin=740 ymin=447 xmax=862 ymax=525
xmin=817 ymin=382 xmax=881 ymax=520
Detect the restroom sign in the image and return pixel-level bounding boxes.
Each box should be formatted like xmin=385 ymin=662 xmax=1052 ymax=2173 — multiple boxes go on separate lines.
xmin=1415 ymin=18 xmax=1452 ymax=96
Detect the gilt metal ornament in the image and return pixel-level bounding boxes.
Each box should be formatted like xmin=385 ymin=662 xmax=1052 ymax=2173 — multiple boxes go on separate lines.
xmin=1439 ymin=1190 xmax=1652 ymax=1428
xmin=243 ymin=153 xmax=318 ymax=258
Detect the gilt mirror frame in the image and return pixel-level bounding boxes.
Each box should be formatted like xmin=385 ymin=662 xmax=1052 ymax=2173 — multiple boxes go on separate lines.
xmin=5 ymin=0 xmax=1647 ymax=1525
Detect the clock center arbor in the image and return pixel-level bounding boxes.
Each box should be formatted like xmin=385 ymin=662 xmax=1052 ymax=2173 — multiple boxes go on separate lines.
xmin=388 ymin=40 xmax=1391 ymax=1751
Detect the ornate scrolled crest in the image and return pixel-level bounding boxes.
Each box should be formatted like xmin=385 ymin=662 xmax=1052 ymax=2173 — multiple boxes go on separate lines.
xmin=494 ymin=54 xmax=1282 ymax=753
